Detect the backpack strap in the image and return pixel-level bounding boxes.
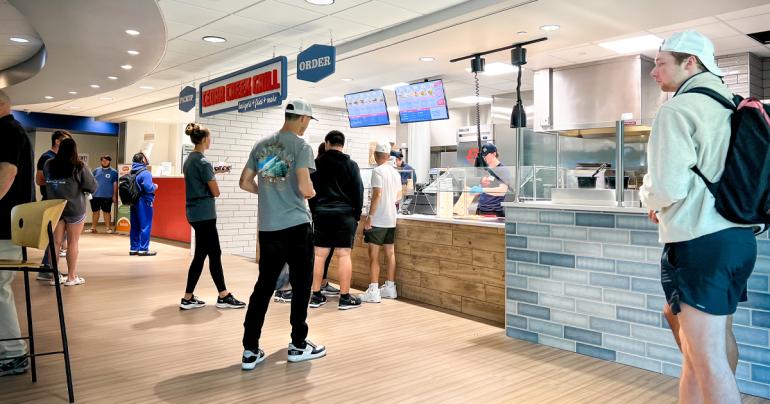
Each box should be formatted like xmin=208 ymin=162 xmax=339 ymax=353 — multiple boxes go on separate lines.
xmin=682 ymin=87 xmax=736 ymax=111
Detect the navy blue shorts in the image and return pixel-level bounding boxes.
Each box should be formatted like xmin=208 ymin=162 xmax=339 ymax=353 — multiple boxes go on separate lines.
xmin=661 ymin=227 xmax=756 ymax=316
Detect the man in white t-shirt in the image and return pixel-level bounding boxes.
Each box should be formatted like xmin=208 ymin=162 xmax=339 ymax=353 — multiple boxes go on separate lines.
xmin=360 ymin=142 xmax=402 ymax=303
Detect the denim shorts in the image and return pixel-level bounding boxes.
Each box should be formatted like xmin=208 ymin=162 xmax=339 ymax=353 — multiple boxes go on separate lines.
xmin=661 ymin=227 xmax=756 ymax=315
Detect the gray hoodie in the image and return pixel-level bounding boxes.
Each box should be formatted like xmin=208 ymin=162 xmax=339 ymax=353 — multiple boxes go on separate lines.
xmin=43 ymin=161 xmax=97 ymax=218
xmin=639 ymin=72 xmax=754 ymax=243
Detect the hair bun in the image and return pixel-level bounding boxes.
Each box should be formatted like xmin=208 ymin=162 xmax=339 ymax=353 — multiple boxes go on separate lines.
xmin=185 ymin=123 xmax=197 ymax=136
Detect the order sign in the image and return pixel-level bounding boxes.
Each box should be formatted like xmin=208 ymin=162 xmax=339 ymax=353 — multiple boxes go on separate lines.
xmin=199 ymin=56 xmax=288 ymax=117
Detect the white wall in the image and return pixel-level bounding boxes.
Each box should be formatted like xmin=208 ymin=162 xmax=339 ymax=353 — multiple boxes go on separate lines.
xmin=197 ymin=105 xmax=395 ymax=255
xmin=124 ymin=120 xmax=179 ymax=172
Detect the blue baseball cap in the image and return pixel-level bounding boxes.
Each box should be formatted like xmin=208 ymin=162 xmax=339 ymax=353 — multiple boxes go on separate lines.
xmin=480 ymin=143 xmax=497 ymax=157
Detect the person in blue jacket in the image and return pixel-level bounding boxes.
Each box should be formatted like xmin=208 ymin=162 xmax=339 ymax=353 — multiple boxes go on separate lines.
xmin=129 ymin=152 xmax=158 ymax=256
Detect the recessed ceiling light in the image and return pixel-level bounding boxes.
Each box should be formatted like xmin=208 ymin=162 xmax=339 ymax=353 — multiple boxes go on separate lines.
xmin=517 ymin=31 xmax=527 ymax=35
xmin=127 ymin=50 xmax=140 ymax=55
xmin=381 ymin=82 xmax=408 ymax=91
xmin=419 ymin=57 xmax=436 ymax=62
xmin=598 ymin=34 xmax=663 ymax=54
xmin=99 ymin=97 xmax=114 ymax=101
xmin=44 ymin=96 xmax=54 ymax=100
xmin=68 ymin=91 xmax=78 ymax=95
xmin=90 ymin=84 xmax=100 ymax=88
xmin=139 ymin=86 xmax=154 ymax=90
xmin=125 ymin=29 xmax=140 ymax=36
xmin=120 ymin=64 xmax=133 ymax=70
xmin=464 ymin=62 xmax=521 ymax=76
xmin=320 ymin=96 xmax=344 ymax=102
xmin=107 ymin=76 xmax=118 ymax=80
xmin=305 ymin=0 xmax=334 ymax=4
xmin=540 ymin=24 xmax=560 ymax=31
xmin=451 ymin=96 xmax=493 ymax=104
xmin=340 ymin=78 xmax=354 ymax=82
xmin=9 ymin=37 xmax=29 ymax=43
xmin=202 ymin=36 xmax=227 ymax=43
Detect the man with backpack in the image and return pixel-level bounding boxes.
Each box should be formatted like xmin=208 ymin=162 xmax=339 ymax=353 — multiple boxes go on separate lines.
xmin=640 ymin=30 xmax=759 ymax=403
xmin=126 ymin=152 xmax=158 ymax=256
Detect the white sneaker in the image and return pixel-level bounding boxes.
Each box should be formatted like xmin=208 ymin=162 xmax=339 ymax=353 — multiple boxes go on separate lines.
xmin=49 ymin=275 xmax=66 ymax=286
xmin=380 ymin=284 xmax=398 ymax=299
xmin=63 ymin=276 xmax=85 ymax=286
xmin=358 ymin=286 xmax=381 ymax=303
xmin=59 ymin=249 xmax=67 ymax=257
xmin=287 ymin=340 xmax=326 ymax=363
xmin=241 ymin=349 xmax=266 ymax=370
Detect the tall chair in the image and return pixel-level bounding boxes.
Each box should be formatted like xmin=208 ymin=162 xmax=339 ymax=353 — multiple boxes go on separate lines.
xmin=0 ymin=200 xmax=74 ymax=402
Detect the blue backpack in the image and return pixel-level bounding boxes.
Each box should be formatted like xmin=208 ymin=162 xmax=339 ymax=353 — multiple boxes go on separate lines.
xmin=684 ymin=87 xmax=770 ymax=230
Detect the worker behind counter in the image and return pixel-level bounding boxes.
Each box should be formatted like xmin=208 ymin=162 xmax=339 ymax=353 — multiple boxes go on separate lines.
xmin=469 ymin=144 xmax=509 ymax=217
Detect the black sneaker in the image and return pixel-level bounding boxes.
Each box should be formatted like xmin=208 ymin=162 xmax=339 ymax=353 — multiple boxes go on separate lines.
xmin=216 ymin=294 xmax=246 ymax=309
xmin=338 ymin=294 xmax=362 ymax=310
xmin=309 ymin=293 xmax=326 ymax=308
xmin=129 ymin=251 xmax=138 ymax=256
xmin=0 ymin=357 xmax=29 ymax=376
xmin=180 ymin=295 xmax=206 ymax=310
xmin=287 ymin=340 xmax=326 ymax=363
xmin=273 ymin=290 xmax=292 ymax=303
xmin=241 ymin=349 xmax=265 ymax=371
xmin=138 ymin=251 xmax=157 ymax=256
xmin=320 ymin=282 xmax=340 ymax=296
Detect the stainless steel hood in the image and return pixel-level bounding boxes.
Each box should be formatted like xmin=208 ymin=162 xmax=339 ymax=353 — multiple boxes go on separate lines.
xmin=544 ymin=55 xmax=667 ymax=130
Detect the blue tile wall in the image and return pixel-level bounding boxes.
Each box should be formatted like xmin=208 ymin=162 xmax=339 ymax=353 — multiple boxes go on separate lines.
xmin=504 ymin=207 xmax=770 ymax=399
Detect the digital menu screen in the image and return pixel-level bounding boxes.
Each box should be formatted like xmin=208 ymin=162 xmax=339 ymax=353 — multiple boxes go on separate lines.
xmin=344 ymin=89 xmax=390 ymax=128
xmin=395 ymin=80 xmax=449 ymax=124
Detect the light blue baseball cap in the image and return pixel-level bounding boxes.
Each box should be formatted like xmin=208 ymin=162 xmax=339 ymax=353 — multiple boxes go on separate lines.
xmin=660 ymin=30 xmax=722 ymax=77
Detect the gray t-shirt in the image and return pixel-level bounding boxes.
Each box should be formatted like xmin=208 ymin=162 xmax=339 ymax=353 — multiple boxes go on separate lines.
xmin=183 ymin=151 xmax=216 ymax=223
xmin=43 ymin=161 xmax=97 ymax=218
xmin=246 ymin=130 xmax=315 ymax=231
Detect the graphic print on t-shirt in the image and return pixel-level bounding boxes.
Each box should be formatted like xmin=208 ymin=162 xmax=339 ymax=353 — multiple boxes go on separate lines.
xmin=257 ymin=139 xmax=293 ymax=182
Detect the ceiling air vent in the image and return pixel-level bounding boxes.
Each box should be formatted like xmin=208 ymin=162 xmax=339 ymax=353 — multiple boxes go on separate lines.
xmin=747 ymin=30 xmax=770 ymax=44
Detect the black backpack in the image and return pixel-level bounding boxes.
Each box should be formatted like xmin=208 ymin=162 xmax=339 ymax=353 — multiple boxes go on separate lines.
xmin=684 ymin=87 xmax=770 ymax=229
xmin=118 ymin=168 xmax=146 ymax=205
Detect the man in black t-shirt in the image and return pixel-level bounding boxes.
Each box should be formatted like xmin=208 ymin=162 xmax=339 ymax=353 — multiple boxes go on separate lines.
xmin=0 ymin=90 xmax=34 ymax=376
xmin=35 ymin=129 xmax=71 ymax=279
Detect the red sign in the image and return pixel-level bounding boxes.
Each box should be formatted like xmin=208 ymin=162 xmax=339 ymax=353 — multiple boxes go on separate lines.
xmin=199 ymin=57 xmax=287 ymax=117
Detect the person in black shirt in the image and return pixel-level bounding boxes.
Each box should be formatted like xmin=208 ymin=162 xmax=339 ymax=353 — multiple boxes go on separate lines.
xmin=36 ymin=129 xmax=71 ymax=280
xmin=0 ymin=90 xmax=34 ymax=376
xmin=308 ymin=131 xmax=364 ymax=310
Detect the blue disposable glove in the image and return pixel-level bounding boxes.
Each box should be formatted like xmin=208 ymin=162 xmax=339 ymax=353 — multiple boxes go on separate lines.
xmin=469 ymin=185 xmax=483 ymax=194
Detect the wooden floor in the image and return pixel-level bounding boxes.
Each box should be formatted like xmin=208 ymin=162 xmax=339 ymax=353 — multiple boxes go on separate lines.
xmin=0 ymin=232 xmax=766 ymax=403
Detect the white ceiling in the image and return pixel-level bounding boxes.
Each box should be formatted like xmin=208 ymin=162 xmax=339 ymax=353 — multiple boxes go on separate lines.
xmin=3 ymin=0 xmax=770 ymax=123
xmin=0 ymin=0 xmax=42 ymax=71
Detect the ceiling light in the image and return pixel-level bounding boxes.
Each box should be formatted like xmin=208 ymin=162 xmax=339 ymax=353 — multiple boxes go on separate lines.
xmin=202 ymin=36 xmax=227 ymax=43
xmin=451 ymin=96 xmax=493 ymax=104
xmin=517 ymin=31 xmax=527 ymax=35
xmin=464 ymin=62 xmax=521 ymax=76
xmin=68 ymin=91 xmax=78 ymax=95
xmin=539 ymin=24 xmax=560 ymax=31
xmin=598 ymin=34 xmax=663 ymax=54
xmin=44 ymin=96 xmax=54 ymax=100
xmin=90 ymin=84 xmax=100 ymax=88
xmin=381 ymin=82 xmax=408 ymax=91
xmin=127 ymin=50 xmax=140 ymax=55
xmin=305 ymin=0 xmax=334 ymax=4
xmin=320 ymin=96 xmax=344 ymax=102
xmin=107 ymin=76 xmax=118 ymax=80
xmin=139 ymin=86 xmax=154 ymax=90
xmin=340 ymin=78 xmax=354 ymax=82
xmin=99 ymin=97 xmax=114 ymax=101
xmin=419 ymin=57 xmax=436 ymax=62
xmin=9 ymin=37 xmax=29 ymax=43
xmin=125 ymin=29 xmax=140 ymax=36
xmin=120 ymin=64 xmax=133 ymax=70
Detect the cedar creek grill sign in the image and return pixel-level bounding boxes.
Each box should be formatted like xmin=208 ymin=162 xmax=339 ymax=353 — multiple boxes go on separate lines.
xmin=178 ymin=86 xmax=196 ymax=112
xmin=199 ymin=56 xmax=288 ymax=116
xmin=297 ymin=44 xmax=336 ymax=83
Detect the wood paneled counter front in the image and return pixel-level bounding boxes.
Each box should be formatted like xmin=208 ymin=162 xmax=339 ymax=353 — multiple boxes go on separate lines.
xmin=326 ymin=215 xmax=506 ymax=324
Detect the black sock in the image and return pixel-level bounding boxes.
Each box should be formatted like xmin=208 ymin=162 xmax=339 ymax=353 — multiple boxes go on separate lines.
xmin=313 ymin=291 xmax=323 ymax=297
xmin=341 ymin=293 xmax=350 ymax=299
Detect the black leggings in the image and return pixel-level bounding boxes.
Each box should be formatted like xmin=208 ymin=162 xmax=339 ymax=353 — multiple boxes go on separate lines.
xmin=185 ymin=219 xmax=227 ymax=294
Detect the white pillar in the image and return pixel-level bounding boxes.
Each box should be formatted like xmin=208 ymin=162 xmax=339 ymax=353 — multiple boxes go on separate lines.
xmin=407 ymin=122 xmax=430 ymax=185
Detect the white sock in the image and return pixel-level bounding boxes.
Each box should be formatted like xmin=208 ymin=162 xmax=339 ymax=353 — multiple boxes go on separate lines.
xmin=369 ymin=282 xmax=379 ymax=290
xmin=385 ymin=280 xmax=395 ymax=288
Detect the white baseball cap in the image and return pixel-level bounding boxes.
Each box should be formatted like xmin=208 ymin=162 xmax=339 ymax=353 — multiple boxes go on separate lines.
xmin=660 ymin=30 xmax=723 ymax=77
xmin=375 ymin=141 xmax=391 ymax=154
xmin=285 ymin=99 xmax=317 ymax=120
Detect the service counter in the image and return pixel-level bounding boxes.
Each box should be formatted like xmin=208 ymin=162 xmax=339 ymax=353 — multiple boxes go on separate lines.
xmin=328 ymin=214 xmax=506 ymax=324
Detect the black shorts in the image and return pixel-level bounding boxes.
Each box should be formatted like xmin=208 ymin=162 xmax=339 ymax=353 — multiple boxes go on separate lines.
xmin=313 ymin=214 xmax=357 ymax=248
xmin=90 ymin=197 xmax=113 ymax=213
xmin=363 ymin=226 xmax=396 ymax=246
xmin=661 ymin=227 xmax=756 ymax=316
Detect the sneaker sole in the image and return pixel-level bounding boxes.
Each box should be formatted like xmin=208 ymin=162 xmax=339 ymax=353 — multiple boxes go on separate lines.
xmin=179 ymin=304 xmax=206 ymax=310
xmin=216 ymin=303 xmax=245 ymax=309
xmin=321 ymin=291 xmax=340 ymax=296
xmin=308 ymin=301 xmax=326 ymax=308
xmin=241 ymin=355 xmax=266 ymax=370
xmin=381 ymin=295 xmax=397 ymax=299
xmin=273 ymin=298 xmax=292 ymax=303
xmin=338 ymin=304 xmax=362 ymax=310
xmin=287 ymin=351 xmax=326 ymax=363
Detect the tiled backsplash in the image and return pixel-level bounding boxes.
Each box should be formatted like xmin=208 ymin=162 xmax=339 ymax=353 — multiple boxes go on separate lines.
xmin=504 ymin=207 xmax=770 ymax=399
